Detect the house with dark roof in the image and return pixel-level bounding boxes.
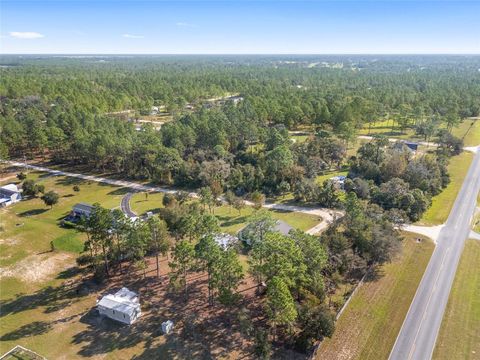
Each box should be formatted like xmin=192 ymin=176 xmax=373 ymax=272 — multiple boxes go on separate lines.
xmin=71 ymin=203 xmax=94 ymax=218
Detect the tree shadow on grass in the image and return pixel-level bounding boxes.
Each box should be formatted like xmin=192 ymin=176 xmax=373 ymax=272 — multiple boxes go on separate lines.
xmin=0 ymin=278 xmax=93 ymax=318
xmin=0 ymin=321 xmax=52 ymax=341
xmin=107 ymin=187 xmax=132 ymax=196
xmin=0 ymin=313 xmax=83 ymax=341
xmin=216 ymin=215 xmax=249 ymax=228
xmin=54 ymin=177 xmax=87 ymax=187
xmin=72 ymin=309 xmax=164 ymax=357
xmin=18 ymin=208 xmax=48 ymax=217
xmin=363 ymin=267 xmax=385 ymax=282
xmin=57 ymin=266 xmax=82 ymax=280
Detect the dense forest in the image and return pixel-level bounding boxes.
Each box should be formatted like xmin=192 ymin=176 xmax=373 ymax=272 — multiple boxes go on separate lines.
xmin=1 ymin=55 xmax=478 ymax=355
xmin=1 ymin=55 xmax=478 ymax=194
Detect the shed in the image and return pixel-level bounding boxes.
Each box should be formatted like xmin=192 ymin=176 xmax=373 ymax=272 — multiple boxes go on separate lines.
xmin=97 ymin=287 xmax=141 ymax=325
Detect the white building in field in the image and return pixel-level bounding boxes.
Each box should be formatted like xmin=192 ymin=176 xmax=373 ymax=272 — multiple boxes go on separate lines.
xmin=97 ymin=287 xmax=141 ymax=325
xmin=0 ymin=184 xmax=22 ymax=207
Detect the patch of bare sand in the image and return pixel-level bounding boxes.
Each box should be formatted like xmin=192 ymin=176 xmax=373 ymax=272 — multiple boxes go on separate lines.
xmin=0 ymin=237 xmax=20 ymax=246
xmin=0 ymin=252 xmax=74 ymax=283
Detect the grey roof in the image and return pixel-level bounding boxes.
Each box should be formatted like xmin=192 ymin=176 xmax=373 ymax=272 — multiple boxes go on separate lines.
xmin=273 ymin=220 xmax=293 ymax=235
xmin=0 ymin=188 xmax=17 ymax=197
xmin=0 ymin=184 xmax=20 ymax=197
xmin=73 ymin=203 xmax=94 ymax=212
xmin=97 ymin=288 xmax=139 ymax=317
xmin=213 ymin=233 xmax=239 ymax=250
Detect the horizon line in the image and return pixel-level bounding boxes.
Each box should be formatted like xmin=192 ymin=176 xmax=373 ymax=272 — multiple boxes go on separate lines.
xmin=2 ymin=53 xmax=480 ymax=56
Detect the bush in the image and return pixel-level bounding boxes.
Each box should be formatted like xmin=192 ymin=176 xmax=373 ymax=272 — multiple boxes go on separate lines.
xmin=254 ymin=328 xmax=271 ymax=359
xmin=17 ymin=172 xmax=27 ymax=181
xmin=93 ymin=267 xmax=107 ymax=284
xmin=76 ymin=254 xmax=94 ymax=266
xmin=73 ymin=185 xmax=80 ymax=192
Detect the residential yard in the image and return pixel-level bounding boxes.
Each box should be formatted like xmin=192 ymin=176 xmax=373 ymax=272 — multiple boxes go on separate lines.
xmin=0 ymin=173 xmax=244 ymax=359
xmin=433 ymin=240 xmax=480 ymax=360
xmin=130 ymin=193 xmax=322 ymax=234
xmin=420 ymin=151 xmax=473 ymax=225
xmin=316 ymin=170 xmax=348 ymax=185
xmin=316 ymin=233 xmax=434 ymax=360
xmin=358 ymin=118 xmax=480 ymax=146
xmin=358 ymin=119 xmax=417 ymax=139
xmin=0 ymin=171 xmax=128 ymax=270
xmin=0 ymin=169 xmax=323 ymax=359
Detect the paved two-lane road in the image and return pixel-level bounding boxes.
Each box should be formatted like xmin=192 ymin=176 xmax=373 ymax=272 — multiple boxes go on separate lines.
xmin=389 ymin=148 xmax=480 ymax=360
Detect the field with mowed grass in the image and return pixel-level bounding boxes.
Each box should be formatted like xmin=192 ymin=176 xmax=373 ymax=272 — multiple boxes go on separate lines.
xmin=451 ymin=118 xmax=480 ymax=147
xmin=433 ymin=240 xmax=480 ymax=360
xmin=0 ymin=171 xmax=127 ymax=271
xmin=420 ymin=151 xmax=473 ymax=225
xmin=316 ymin=233 xmax=434 ymax=360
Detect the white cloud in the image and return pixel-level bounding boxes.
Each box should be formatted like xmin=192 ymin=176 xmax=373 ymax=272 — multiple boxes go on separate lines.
xmin=122 ymin=34 xmax=144 ymax=39
xmin=176 ymin=22 xmax=196 ymax=28
xmin=9 ymin=31 xmax=45 ymax=39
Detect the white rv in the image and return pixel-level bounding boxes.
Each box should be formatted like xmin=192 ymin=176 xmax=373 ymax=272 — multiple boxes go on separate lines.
xmin=97 ymin=287 xmax=141 ymax=325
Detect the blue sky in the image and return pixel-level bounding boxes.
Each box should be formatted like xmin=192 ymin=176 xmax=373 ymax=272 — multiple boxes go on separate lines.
xmin=1 ymin=1 xmax=479 ymax=54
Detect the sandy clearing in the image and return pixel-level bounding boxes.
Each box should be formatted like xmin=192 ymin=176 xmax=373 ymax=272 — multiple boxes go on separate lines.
xmin=0 ymin=252 xmax=74 ymax=283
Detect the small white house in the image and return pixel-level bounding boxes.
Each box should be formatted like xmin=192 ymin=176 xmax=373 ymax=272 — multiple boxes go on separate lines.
xmin=97 ymin=287 xmax=141 ymax=325
xmin=0 ymin=184 xmax=22 ymax=207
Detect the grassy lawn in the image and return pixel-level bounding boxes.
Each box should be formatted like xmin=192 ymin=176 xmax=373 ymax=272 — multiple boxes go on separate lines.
xmin=451 ymin=119 xmax=480 ymax=147
xmin=130 ymin=191 xmax=165 ymax=215
xmin=291 ymin=134 xmax=310 ymax=143
xmin=0 ymin=173 xmax=124 ymax=267
xmin=130 ymin=192 xmax=322 ymax=234
xmin=420 ymin=151 xmax=473 ymax=225
xmin=357 ymin=119 xmax=417 ymax=139
xmin=316 ymin=170 xmax=348 ymax=185
xmin=358 ymin=118 xmax=480 ymax=146
xmin=433 ymin=240 xmax=480 ymax=360
xmin=316 ymin=233 xmax=434 ymax=360
xmin=213 ymin=205 xmax=322 ymax=233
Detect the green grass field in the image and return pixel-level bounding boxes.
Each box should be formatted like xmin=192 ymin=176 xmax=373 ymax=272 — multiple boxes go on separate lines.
xmin=0 ymin=172 xmax=128 ymax=294
xmin=420 ymin=151 xmax=473 ymax=225
xmin=213 ymin=205 xmax=321 ymax=233
xmin=433 ymin=240 xmax=480 ymax=360
xmin=358 ymin=118 xmax=480 ymax=147
xmin=316 ymin=233 xmax=434 ymax=360
xmin=357 ymin=119 xmax=417 ymax=139
xmin=451 ymin=119 xmax=480 ymax=147
xmin=316 ymin=170 xmax=348 ymax=185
